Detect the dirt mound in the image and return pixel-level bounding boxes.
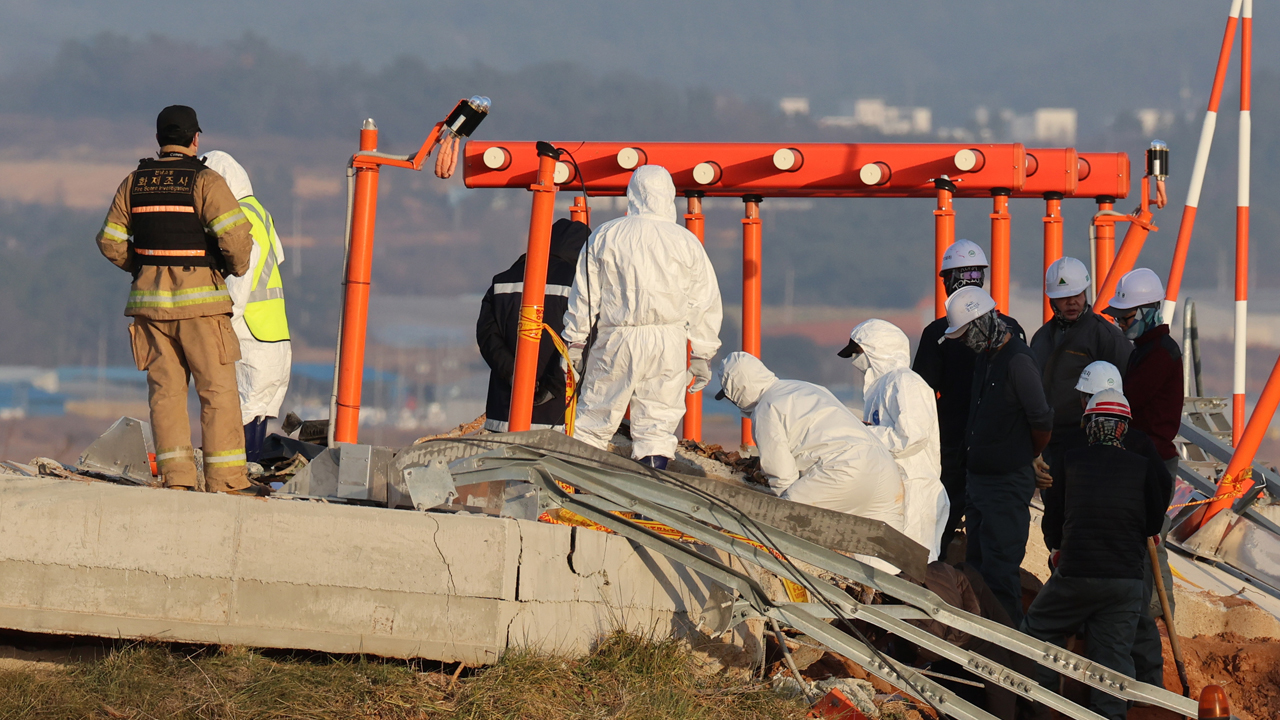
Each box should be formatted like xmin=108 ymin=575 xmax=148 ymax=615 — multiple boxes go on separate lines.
xmin=1159 ymin=631 xmax=1280 ymax=720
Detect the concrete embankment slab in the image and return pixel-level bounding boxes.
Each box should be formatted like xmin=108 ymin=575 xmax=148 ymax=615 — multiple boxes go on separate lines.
xmin=0 ymin=474 xmax=719 ymax=662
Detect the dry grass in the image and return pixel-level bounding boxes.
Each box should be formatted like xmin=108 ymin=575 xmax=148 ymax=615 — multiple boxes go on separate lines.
xmin=0 ymin=632 xmax=806 ymax=720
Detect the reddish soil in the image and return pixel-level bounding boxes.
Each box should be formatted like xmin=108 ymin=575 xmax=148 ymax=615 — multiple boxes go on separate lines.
xmin=1128 ymin=628 xmax=1280 ymax=720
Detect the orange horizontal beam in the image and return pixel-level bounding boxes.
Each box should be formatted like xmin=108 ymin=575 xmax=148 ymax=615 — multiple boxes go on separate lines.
xmin=1018 ymin=148 xmax=1079 ymax=197
xmin=1072 ymin=151 xmax=1130 ymax=199
xmin=465 ymin=141 xmax=1030 ymax=198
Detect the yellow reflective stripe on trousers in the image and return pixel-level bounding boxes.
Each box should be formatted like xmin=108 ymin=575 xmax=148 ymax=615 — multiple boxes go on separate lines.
xmin=99 ymin=222 xmax=130 ymax=242
xmin=127 ymin=285 xmax=230 ymax=309
xmin=208 ymin=208 xmax=248 ymax=236
xmin=204 ymin=449 xmax=247 ymax=467
xmin=155 ymin=446 xmax=195 ymax=465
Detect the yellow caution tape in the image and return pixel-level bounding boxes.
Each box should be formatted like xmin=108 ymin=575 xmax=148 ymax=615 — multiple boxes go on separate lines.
xmin=515 ymin=303 xmax=577 ymax=435
xmin=540 ymin=321 xmax=577 ymax=436
xmin=1168 ymin=468 xmax=1252 ymax=509
xmin=517 ymin=305 xmax=544 ymax=342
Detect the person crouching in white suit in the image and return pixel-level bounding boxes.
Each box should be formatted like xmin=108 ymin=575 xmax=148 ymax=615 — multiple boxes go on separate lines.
xmin=715 ymin=351 xmax=905 ymax=530
xmin=562 ymin=165 xmax=722 ymax=468
xmin=201 ymin=151 xmax=291 ymax=465
xmin=841 ymin=319 xmax=949 ymax=561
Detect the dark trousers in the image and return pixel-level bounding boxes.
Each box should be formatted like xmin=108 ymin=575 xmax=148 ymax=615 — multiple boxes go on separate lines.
xmin=965 ymin=466 xmax=1035 ymax=626
xmin=1131 ymin=510 xmax=1174 ymax=686
xmin=1131 ymin=548 xmax=1164 ymax=685
xmin=1021 ymin=574 xmax=1144 ymax=720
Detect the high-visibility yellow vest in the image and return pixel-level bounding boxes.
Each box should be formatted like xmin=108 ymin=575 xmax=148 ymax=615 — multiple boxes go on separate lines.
xmin=238 ymin=196 xmax=290 ymax=342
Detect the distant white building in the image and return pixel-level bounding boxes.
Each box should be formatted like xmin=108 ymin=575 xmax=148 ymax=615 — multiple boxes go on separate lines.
xmin=1034 ymin=108 xmax=1077 ymax=145
xmin=779 ymin=97 xmax=810 ymax=117
xmin=1135 ymin=108 xmax=1175 ymax=136
xmin=820 ymin=98 xmax=931 ymax=135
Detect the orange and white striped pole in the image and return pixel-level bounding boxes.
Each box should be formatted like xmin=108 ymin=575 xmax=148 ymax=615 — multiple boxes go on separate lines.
xmin=1233 ymin=0 xmax=1252 ymax=442
xmin=1164 ymin=0 xmax=1244 ymax=321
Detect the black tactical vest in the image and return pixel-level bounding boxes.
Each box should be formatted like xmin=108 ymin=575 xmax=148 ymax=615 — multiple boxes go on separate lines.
xmin=129 ymin=154 xmax=218 ymax=267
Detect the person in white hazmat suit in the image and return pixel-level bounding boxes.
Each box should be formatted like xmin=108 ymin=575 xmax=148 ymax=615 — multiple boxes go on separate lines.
xmin=201 ymin=151 xmax=291 ymax=464
xmin=562 ymin=165 xmax=722 ymax=467
xmin=840 ymin=319 xmax=949 ymax=561
xmin=715 ymin=351 xmax=905 ymax=531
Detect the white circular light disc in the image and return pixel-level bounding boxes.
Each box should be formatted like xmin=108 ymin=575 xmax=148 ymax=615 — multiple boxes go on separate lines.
xmin=482 ymin=146 xmax=509 ymax=170
xmin=773 ymin=148 xmax=797 ymax=171
xmin=693 ymin=162 xmax=719 ymax=185
xmin=954 ymin=149 xmax=978 ymax=172
xmin=554 ymin=161 xmax=572 ymax=184
xmin=859 ymin=163 xmax=884 ymax=185
xmin=618 ymin=148 xmax=642 ymax=169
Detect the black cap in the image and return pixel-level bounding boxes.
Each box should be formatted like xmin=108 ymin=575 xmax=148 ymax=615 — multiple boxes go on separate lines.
xmin=156 ymin=105 xmax=201 ymax=145
xmin=836 ymin=339 xmax=862 ymax=358
xmin=714 ymin=389 xmax=727 ymax=401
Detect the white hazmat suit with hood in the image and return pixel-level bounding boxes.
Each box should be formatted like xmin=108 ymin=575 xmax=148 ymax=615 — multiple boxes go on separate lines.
xmin=563 ymin=166 xmax=722 ymax=460
xmin=200 ymin=151 xmax=291 ymax=426
xmin=848 ymin=319 xmax=949 ymax=561
xmin=717 ymin=351 xmax=905 ymax=531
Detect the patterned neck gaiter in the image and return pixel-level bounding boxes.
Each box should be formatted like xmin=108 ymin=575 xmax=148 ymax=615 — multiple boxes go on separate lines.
xmin=1086 ymin=416 xmax=1127 ymax=448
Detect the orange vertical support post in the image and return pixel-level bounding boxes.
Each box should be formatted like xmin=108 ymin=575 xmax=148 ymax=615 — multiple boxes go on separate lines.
xmin=570 ymin=195 xmax=591 ymax=227
xmin=989 ymin=188 xmax=1011 ymax=313
xmin=742 ymin=195 xmax=763 ymax=448
xmin=508 ymin=143 xmax=561 ymax=432
xmin=683 ymin=191 xmax=706 ymax=442
xmin=1234 ymin=0 xmax=1252 ymax=442
xmin=333 ymin=119 xmax=381 ymax=444
xmin=1094 ymin=196 xmax=1116 ymax=299
xmin=933 ymin=179 xmax=956 ymax=318
xmin=1042 ymin=192 xmax=1064 ymax=323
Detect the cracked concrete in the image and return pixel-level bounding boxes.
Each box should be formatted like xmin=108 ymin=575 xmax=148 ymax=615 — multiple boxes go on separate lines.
xmin=0 ymin=473 xmax=723 ymax=664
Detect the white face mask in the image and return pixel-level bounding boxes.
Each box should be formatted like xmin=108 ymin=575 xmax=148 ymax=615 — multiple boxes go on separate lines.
xmin=851 ymin=353 xmax=871 ymax=374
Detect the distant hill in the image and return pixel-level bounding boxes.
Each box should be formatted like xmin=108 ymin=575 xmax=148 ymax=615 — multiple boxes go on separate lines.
xmin=0 ymin=1 xmax=1271 ymax=137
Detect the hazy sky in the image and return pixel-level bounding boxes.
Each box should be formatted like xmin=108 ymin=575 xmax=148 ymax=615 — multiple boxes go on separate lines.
xmin=4 ymin=0 xmax=1268 ymax=129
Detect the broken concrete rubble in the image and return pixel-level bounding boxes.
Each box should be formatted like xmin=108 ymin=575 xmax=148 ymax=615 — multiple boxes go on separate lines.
xmin=0 ymin=472 xmax=727 ymax=664
xmin=3 ymin=414 xmax=1276 ymax=718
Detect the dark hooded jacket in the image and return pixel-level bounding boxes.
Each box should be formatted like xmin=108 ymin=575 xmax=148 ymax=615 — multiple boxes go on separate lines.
xmin=1030 ymin=307 xmax=1132 ymax=450
xmin=477 ymin=219 xmax=590 ymax=429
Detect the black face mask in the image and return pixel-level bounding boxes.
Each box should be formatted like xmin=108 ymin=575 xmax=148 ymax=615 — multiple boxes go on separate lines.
xmin=944 ymin=267 xmax=985 ymax=295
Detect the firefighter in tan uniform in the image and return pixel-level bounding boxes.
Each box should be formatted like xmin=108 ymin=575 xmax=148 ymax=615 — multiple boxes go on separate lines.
xmin=95 ymin=105 xmax=257 ymax=494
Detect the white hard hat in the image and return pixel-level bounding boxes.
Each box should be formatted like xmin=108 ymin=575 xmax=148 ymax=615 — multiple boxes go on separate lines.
xmin=940 ymin=239 xmax=989 ymax=272
xmin=941 ymin=286 xmax=997 ymax=340
xmin=1109 ymin=268 xmax=1165 ymax=310
xmin=1084 ymin=388 xmax=1132 ymax=419
xmin=1075 ymin=360 xmax=1124 ymax=395
xmin=1045 ymin=257 xmax=1090 ymax=299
